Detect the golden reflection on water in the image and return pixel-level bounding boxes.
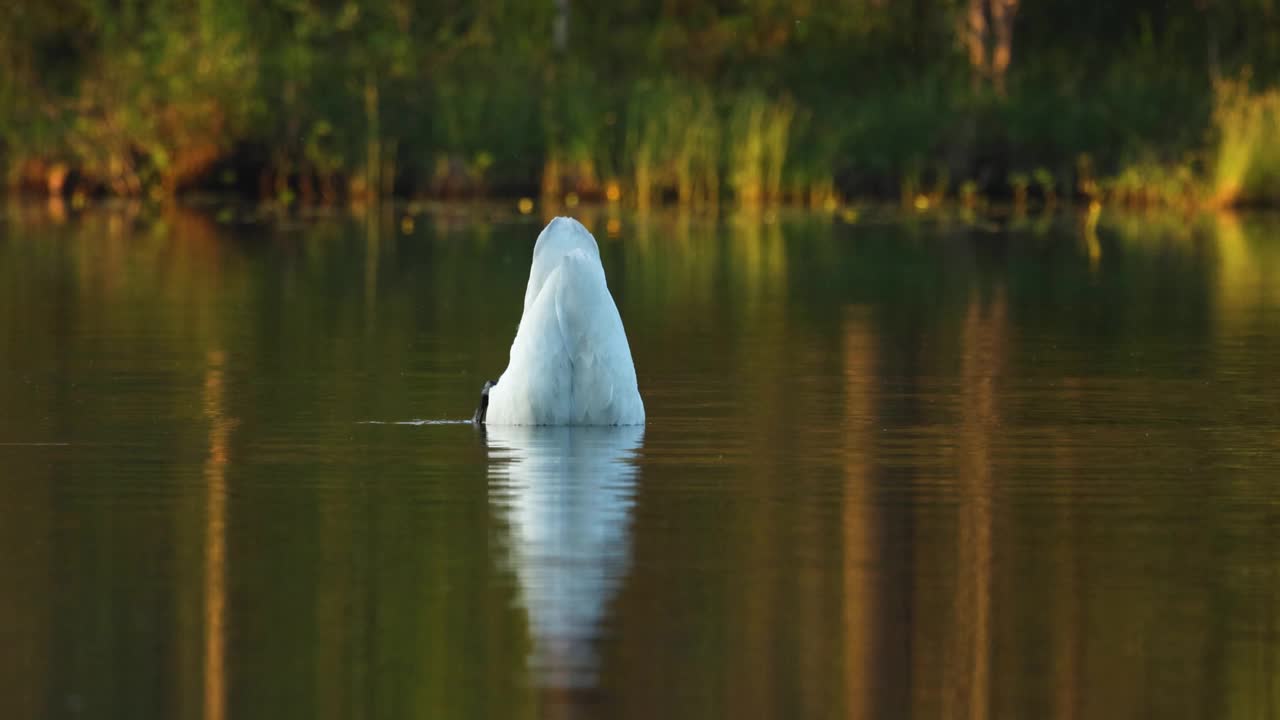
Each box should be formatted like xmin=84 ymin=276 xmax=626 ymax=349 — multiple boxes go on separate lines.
xmin=365 ymin=206 xmax=381 ymax=333
xmin=1050 ymin=379 xmax=1084 ymax=720
xmin=202 ymin=350 xmax=233 ymax=720
xmin=842 ymin=307 xmax=877 ymax=720
xmin=1213 ymin=212 xmax=1280 ymax=322
xmin=946 ymin=287 xmax=1005 ymax=720
xmin=729 ymin=211 xmax=788 ymax=316
xmin=1083 ymin=202 xmax=1102 ymax=272
xmin=2 ymin=206 xmax=1279 ymax=719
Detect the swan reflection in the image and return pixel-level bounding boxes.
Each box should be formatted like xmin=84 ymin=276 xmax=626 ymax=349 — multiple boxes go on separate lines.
xmin=485 ymin=424 xmax=644 ymax=688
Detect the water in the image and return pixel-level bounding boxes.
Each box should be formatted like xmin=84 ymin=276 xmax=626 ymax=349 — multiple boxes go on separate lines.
xmin=2 ymin=204 xmax=1279 ymax=718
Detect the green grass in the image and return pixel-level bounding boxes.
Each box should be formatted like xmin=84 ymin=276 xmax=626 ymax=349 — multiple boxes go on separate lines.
xmin=1210 ymin=76 xmax=1280 ymax=207
xmin=725 ymin=91 xmax=793 ymax=209
xmin=1096 ymin=75 xmax=1280 ymax=210
xmin=624 ymin=80 xmax=720 ymax=210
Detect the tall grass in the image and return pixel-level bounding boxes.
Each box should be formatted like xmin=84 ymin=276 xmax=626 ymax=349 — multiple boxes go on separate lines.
xmin=622 ymin=82 xmax=798 ymax=210
xmin=624 ymin=80 xmax=720 ymax=210
xmin=540 ymin=62 xmax=609 ymax=202
xmin=1211 ymin=76 xmax=1280 ymax=207
xmin=1102 ymin=157 xmax=1200 ymax=208
xmin=726 ymin=92 xmax=793 ymax=209
xmin=675 ymin=93 xmax=721 ymax=208
xmin=1099 ymin=76 xmax=1280 ymax=210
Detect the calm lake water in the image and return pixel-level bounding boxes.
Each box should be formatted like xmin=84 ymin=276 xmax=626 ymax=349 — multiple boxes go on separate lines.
xmin=2 ymin=203 xmax=1279 ymax=718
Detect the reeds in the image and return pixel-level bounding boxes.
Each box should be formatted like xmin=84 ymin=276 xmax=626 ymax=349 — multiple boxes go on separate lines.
xmin=726 ymin=91 xmax=793 ymax=209
xmin=1097 ymin=75 xmax=1280 ymax=210
xmin=1102 ymin=158 xmax=1199 ymax=208
xmin=621 ymin=83 xmax=797 ymax=211
xmin=624 ymin=80 xmax=720 ymax=210
xmin=1210 ymin=75 xmax=1280 ymax=207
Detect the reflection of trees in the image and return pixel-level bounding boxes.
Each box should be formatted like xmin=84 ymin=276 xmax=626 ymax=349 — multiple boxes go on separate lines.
xmin=0 ymin=208 xmax=56 ymax=717
xmin=1213 ymin=212 xmax=1280 ymax=339
xmin=4 ymin=208 xmax=1280 ymax=719
xmin=202 ymin=351 xmax=233 ymax=720
xmin=897 ymin=283 xmax=1006 ymax=719
xmin=942 ymin=286 xmax=1004 ymax=720
xmin=620 ymin=211 xmax=789 ymax=342
xmin=0 ymin=420 xmax=53 ymax=719
xmin=1212 ymin=212 xmax=1280 ymax=719
xmin=1049 ymin=378 xmax=1083 ymax=720
xmin=841 ymin=307 xmax=878 ymax=719
xmin=728 ymin=213 xmax=788 ymax=321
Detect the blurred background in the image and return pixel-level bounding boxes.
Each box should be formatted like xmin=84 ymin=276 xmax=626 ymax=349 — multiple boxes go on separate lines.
xmin=2 ymin=0 xmax=1279 ymax=210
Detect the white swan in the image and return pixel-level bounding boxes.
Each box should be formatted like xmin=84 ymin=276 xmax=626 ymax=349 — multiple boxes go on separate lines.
xmin=475 ymin=217 xmax=645 ymax=425
xmin=485 ymin=424 xmax=643 ymax=687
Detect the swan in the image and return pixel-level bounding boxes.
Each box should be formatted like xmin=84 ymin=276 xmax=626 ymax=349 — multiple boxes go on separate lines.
xmin=474 ymin=217 xmax=645 ymax=425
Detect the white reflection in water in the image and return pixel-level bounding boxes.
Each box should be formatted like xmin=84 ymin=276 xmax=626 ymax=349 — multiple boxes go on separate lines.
xmin=485 ymin=425 xmax=644 ymax=688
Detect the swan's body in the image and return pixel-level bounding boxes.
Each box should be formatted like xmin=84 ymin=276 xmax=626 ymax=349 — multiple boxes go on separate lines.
xmin=480 ymin=217 xmax=644 ymax=426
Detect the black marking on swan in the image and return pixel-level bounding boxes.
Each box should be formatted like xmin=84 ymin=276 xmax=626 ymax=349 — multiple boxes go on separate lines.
xmin=473 ymin=379 xmax=497 ymax=424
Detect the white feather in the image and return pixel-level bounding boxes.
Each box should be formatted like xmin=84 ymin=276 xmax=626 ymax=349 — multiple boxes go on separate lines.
xmin=486 ymin=217 xmax=645 ymax=425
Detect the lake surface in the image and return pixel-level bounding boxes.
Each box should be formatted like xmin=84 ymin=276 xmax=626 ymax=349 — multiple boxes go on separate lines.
xmin=2 ymin=203 xmax=1278 ymax=719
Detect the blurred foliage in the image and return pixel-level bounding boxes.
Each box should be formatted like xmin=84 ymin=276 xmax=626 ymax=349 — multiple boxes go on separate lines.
xmin=2 ymin=1 xmax=1280 ymax=206
xmin=1210 ymin=76 xmax=1280 ymax=207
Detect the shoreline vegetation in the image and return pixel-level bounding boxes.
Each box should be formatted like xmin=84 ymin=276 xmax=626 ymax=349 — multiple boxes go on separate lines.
xmin=3 ymin=2 xmax=1279 ymax=211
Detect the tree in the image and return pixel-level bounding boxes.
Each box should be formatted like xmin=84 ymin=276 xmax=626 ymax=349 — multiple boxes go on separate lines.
xmin=964 ymin=0 xmax=1019 ymax=95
